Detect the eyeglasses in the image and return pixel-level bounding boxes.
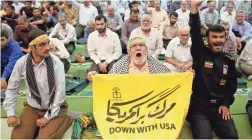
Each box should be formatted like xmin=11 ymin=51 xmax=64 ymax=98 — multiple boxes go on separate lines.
xmin=130 ymin=43 xmax=146 ymax=49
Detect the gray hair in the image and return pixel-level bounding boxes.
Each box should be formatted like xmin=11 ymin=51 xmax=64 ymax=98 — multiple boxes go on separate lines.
xmin=0 ymin=23 xmax=13 ymax=40
xmin=58 ymin=13 xmax=67 ymax=20
xmin=87 ymin=18 xmax=95 ymax=26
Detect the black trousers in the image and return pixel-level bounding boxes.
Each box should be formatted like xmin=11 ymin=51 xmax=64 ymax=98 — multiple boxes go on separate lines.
xmin=65 ymin=42 xmax=75 ymax=55
xmin=88 ymin=60 xmax=116 ymax=74
xmin=162 ymin=39 xmax=172 ymax=49
xmin=246 ymin=100 xmax=252 ymax=128
xmin=187 ymin=98 xmax=238 ymax=139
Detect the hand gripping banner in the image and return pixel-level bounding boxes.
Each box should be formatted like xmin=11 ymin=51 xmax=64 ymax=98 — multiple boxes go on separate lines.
xmin=93 ymin=73 xmax=193 ymax=139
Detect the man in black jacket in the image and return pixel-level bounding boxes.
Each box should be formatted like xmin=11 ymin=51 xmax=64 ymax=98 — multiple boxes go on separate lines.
xmin=187 ymin=0 xmax=238 ymax=139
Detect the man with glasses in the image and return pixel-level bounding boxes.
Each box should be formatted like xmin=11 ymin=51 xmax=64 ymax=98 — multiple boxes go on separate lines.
xmin=87 ymin=36 xmax=171 ymax=81
xmin=164 ymin=27 xmax=192 ymax=73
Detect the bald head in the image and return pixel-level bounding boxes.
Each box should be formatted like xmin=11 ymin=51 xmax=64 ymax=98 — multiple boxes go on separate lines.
xmin=178 ymin=27 xmax=190 ymax=45
xmin=18 ymin=16 xmax=28 ymax=28
xmin=107 ymin=6 xmax=114 ymax=16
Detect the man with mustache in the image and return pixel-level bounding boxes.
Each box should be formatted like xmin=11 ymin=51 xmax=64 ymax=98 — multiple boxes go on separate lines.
xmin=3 ymin=29 xmax=72 ymax=139
xmin=87 ymin=15 xmax=122 ymax=74
xmin=187 ymin=0 xmax=238 ymax=139
xmin=130 ymin=14 xmax=163 ymax=59
xmin=87 ymin=37 xmax=171 ymax=81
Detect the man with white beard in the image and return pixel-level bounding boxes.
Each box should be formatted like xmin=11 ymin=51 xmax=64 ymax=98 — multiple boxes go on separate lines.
xmin=129 ymin=14 xmax=163 ymax=59
xmin=87 ymin=37 xmax=171 ymax=81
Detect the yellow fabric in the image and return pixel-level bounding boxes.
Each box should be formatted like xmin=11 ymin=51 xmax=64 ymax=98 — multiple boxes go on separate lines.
xmin=29 ymin=34 xmax=49 ymax=46
xmin=128 ymin=62 xmax=150 ymax=74
xmin=92 ymin=73 xmax=193 ymax=139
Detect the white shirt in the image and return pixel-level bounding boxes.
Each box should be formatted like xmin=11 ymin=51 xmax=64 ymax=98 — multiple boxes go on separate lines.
xmin=87 ymin=29 xmax=122 ymax=64
xmin=12 ymin=2 xmax=25 ymax=14
xmin=164 ymin=37 xmax=192 ymax=72
xmin=176 ymin=9 xmax=190 ymax=27
xmin=129 ymin=27 xmax=163 ymax=58
xmin=124 ymin=7 xmax=144 ymax=21
xmin=49 ymin=38 xmax=70 ymax=59
xmin=3 ymin=54 xmax=65 ymax=120
xmin=49 ymin=23 xmax=77 ymax=45
xmin=220 ymin=11 xmax=235 ymax=23
xmin=71 ymin=0 xmax=98 ymax=26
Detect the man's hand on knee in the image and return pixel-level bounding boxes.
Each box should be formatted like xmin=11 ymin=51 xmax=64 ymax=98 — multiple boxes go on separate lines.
xmin=7 ymin=116 xmax=20 ymax=127
xmin=36 ymin=117 xmax=50 ymax=128
xmin=219 ymin=106 xmax=231 ymax=120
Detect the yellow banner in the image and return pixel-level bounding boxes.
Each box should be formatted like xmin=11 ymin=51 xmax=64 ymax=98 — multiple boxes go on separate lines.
xmin=93 ymin=73 xmax=193 ymax=139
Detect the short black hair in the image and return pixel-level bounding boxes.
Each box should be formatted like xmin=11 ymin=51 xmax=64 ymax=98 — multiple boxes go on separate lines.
xmin=50 ymin=5 xmax=59 ymax=12
xmin=6 ymin=5 xmax=15 ymax=11
xmin=130 ymin=8 xmax=139 ymax=14
xmin=25 ymin=1 xmax=32 ymax=4
xmin=170 ymin=12 xmax=178 ymax=18
xmin=206 ymin=25 xmax=226 ymax=37
xmin=95 ymin=15 xmax=107 ymax=23
xmin=33 ymin=7 xmax=41 ymax=12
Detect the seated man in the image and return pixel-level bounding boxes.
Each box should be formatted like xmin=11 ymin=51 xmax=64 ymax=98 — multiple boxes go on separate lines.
xmin=187 ymin=0 xmax=238 ymax=139
xmin=3 ymin=29 xmax=72 ymax=139
xmin=230 ymin=10 xmax=252 ymax=54
xmin=239 ymin=39 xmax=252 ymax=80
xmin=20 ymin=1 xmax=33 ymax=19
xmin=45 ymin=5 xmax=60 ymax=30
xmin=106 ymin=6 xmax=123 ymax=36
xmin=159 ymin=12 xmax=179 ymax=49
xmin=14 ymin=16 xmax=38 ymax=53
xmin=176 ymin=0 xmax=190 ymax=27
xmin=28 ymin=8 xmax=47 ymax=32
xmin=87 ymin=15 xmax=122 ymax=74
xmin=164 ymin=27 xmax=192 ymax=73
xmin=220 ymin=2 xmax=235 ymax=24
xmin=49 ymin=14 xmax=77 ymax=55
xmin=88 ymin=37 xmax=171 ymax=81
xmin=1 ymin=5 xmax=18 ymax=31
xmin=200 ymin=1 xmax=219 ymax=36
xmin=49 ymin=38 xmax=70 ymax=73
xmin=130 ymin=14 xmax=163 ymax=59
xmin=77 ymin=18 xmax=96 ymax=45
xmin=1 ymin=23 xmax=23 ymax=102
xmin=221 ymin=22 xmax=238 ymax=59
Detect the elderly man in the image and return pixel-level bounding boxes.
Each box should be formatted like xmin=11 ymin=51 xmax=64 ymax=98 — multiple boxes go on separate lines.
xmin=130 ymin=14 xmax=163 ymax=59
xmin=88 ymin=15 xmax=122 ymax=74
xmin=220 ymin=22 xmax=237 ymax=59
xmin=121 ymin=8 xmax=141 ymax=54
xmin=220 ymin=2 xmax=235 ymax=23
xmin=230 ymin=10 xmax=252 ymax=54
xmin=239 ymin=39 xmax=252 ymax=80
xmin=200 ymin=1 xmax=219 ymax=36
xmin=87 ymin=37 xmax=171 ymax=81
xmin=1 ymin=24 xmax=23 ymax=102
xmin=159 ymin=12 xmax=179 ymax=49
xmin=49 ymin=14 xmax=77 ymax=55
xmin=164 ymin=27 xmax=192 ymax=73
xmin=147 ymin=0 xmax=168 ymax=29
xmin=71 ymin=0 xmax=98 ymax=38
xmin=3 ymin=29 xmax=72 ymax=139
xmin=106 ymin=6 xmax=123 ymax=35
xmin=14 ymin=16 xmax=38 ymax=53
xmin=176 ymin=0 xmax=190 ymax=27
xmin=77 ymin=18 xmax=96 ymax=45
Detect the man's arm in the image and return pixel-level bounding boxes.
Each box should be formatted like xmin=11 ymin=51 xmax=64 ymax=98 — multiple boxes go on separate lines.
xmin=48 ymin=24 xmax=58 ymax=39
xmin=44 ymin=58 xmax=66 ymax=120
xmin=105 ymin=35 xmax=122 ymax=64
xmin=3 ymin=59 xmax=22 ymax=117
xmin=2 ymin=42 xmax=23 ymax=80
xmin=61 ymin=26 xmax=76 ymax=44
xmin=241 ymin=23 xmax=252 ymax=41
xmin=83 ymin=27 xmax=89 ymax=44
xmin=116 ymin=14 xmax=123 ymax=30
xmin=189 ymin=0 xmax=205 ymax=59
xmin=165 ymin=41 xmax=184 ymax=69
xmin=152 ymin=31 xmax=163 ymax=58
xmin=50 ymin=38 xmax=70 ymax=59
xmin=70 ymin=0 xmax=80 ymax=9
xmin=87 ymin=33 xmax=101 ymax=64
xmin=213 ymin=11 xmax=219 ymax=25
xmin=121 ymin=21 xmax=129 ymax=45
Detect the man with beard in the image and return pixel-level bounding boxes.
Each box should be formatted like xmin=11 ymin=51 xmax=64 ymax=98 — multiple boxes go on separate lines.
xmin=147 ymin=0 xmax=168 ymax=29
xmin=159 ymin=12 xmax=179 ymax=49
xmin=49 ymin=14 xmax=77 ymax=55
xmin=28 ymin=8 xmax=47 ymax=32
xmin=187 ymin=0 xmax=238 ymax=139
xmin=1 ymin=5 xmax=18 ymax=31
xmin=87 ymin=15 xmax=122 ymax=74
xmin=3 ymin=29 xmax=72 ymax=139
xmin=87 ymin=37 xmax=171 ymax=81
xmin=130 ymin=14 xmax=163 ymax=59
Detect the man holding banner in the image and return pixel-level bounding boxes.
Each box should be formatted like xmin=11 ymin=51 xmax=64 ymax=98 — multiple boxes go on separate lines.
xmin=187 ymin=0 xmax=238 ymax=139
xmin=88 ymin=36 xmax=171 ymax=81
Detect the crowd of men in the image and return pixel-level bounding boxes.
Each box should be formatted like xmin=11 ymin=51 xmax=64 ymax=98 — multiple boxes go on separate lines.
xmin=1 ymin=0 xmax=252 ymax=139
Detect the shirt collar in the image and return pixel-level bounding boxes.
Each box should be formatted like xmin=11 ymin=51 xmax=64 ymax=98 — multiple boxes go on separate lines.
xmin=32 ymin=58 xmax=46 ymax=67
xmin=166 ymin=21 xmax=177 ymax=27
xmin=97 ymin=29 xmax=109 ymax=37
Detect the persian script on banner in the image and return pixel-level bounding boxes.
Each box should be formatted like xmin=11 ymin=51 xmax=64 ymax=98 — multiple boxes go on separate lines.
xmin=93 ymin=73 xmax=193 ymax=139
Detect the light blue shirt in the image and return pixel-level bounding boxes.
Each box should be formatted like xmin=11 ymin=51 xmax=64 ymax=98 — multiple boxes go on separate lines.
xmin=230 ymin=20 xmax=252 ymax=41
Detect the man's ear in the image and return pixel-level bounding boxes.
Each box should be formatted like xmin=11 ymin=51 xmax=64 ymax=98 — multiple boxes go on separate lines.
xmin=28 ymin=45 xmax=33 ymax=51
